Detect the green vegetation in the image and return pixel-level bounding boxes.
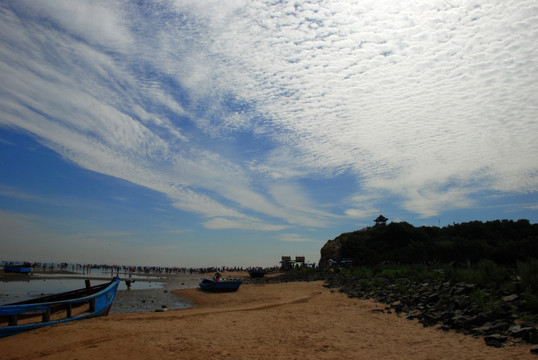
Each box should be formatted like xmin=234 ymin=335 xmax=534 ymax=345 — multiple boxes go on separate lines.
xmin=311 ymin=219 xmax=538 ymax=320
xmin=332 ymin=219 xmax=537 ymax=267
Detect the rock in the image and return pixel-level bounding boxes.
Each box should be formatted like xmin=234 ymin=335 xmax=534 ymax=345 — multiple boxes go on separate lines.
xmin=508 ymin=324 xmax=532 ymax=338
xmin=406 ymin=310 xmax=421 ymax=320
xmin=473 ymin=325 xmax=492 ymax=335
xmin=321 ymin=269 xmax=535 ymax=345
xmin=452 ymin=283 xmax=475 ymax=295
xmin=421 ymin=312 xmax=441 ymax=327
xmin=484 ymin=334 xmax=507 ymax=348
xmin=319 ymin=237 xmax=344 ymax=266
xmin=502 ymin=294 xmax=519 ymax=302
xmin=489 ymin=320 xmax=510 ymax=332
xmin=390 ymin=300 xmax=402 ymax=312
xmin=530 ymin=332 xmax=538 ymax=345
xmin=427 ymin=293 xmax=440 ymax=304
xmin=450 ymin=314 xmax=474 ymax=329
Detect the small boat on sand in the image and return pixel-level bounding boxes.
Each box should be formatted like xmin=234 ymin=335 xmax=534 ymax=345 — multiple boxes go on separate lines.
xmin=199 ymin=278 xmax=242 ymax=292
xmin=3 ymin=265 xmax=33 ymax=274
xmin=0 ymin=276 xmax=120 ymax=338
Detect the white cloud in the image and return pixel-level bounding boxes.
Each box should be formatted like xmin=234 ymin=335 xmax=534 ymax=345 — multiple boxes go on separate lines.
xmin=0 ymin=185 xmax=48 ymax=203
xmin=189 ymin=1 xmax=537 ymax=183
xmin=0 ymin=0 xmax=536 ymax=232
xmin=278 ymin=233 xmax=321 ymax=243
xmin=203 ymin=217 xmax=288 ymax=231
xmin=20 ymin=0 xmax=133 ymax=50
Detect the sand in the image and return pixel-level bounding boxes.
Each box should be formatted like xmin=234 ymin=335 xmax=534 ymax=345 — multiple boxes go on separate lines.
xmin=1 ymin=276 xmax=536 ymax=360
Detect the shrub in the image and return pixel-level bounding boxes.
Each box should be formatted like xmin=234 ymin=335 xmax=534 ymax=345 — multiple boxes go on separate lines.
xmin=517 ymin=259 xmax=538 ymax=294
xmin=475 ymin=259 xmax=511 ymax=288
xmin=470 ymin=289 xmax=503 ymax=315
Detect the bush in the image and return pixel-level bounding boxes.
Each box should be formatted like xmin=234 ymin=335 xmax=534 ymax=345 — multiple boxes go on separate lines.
xmin=442 ymin=260 xmax=511 ymax=288
xmin=470 ymin=289 xmax=503 ymax=315
xmin=518 ymin=259 xmax=538 ymax=294
xmin=475 ymin=260 xmax=511 ymax=288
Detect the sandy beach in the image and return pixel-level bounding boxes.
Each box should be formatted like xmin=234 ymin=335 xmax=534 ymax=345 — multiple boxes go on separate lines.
xmin=1 ymin=272 xmax=535 ymax=360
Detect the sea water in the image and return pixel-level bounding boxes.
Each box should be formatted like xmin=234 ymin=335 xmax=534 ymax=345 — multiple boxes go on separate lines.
xmin=0 ymin=275 xmax=194 ymax=313
xmin=0 ymin=277 xmax=164 ymax=304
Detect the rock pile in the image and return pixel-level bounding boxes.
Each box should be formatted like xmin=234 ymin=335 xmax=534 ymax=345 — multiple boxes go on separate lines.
xmin=323 ymin=274 xmax=538 ymax=348
xmin=246 ymin=269 xmax=537 ymax=348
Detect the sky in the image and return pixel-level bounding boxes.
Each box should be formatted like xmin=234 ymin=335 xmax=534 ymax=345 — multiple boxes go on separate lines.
xmin=0 ymin=0 xmax=537 ymax=268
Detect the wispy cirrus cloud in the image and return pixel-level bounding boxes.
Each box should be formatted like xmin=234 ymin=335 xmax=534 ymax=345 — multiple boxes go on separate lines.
xmin=278 ymin=233 xmax=321 ymax=243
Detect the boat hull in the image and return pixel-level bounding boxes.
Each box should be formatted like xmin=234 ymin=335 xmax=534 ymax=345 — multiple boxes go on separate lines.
xmin=0 ymin=276 xmax=120 ymax=338
xmin=199 ymin=279 xmax=241 ymax=292
xmin=3 ymin=265 xmax=33 ymax=274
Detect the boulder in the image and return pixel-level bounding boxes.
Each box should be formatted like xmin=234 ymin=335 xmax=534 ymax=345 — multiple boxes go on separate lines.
xmin=319 ymin=238 xmax=343 ymax=266
xmin=484 ymin=334 xmax=507 ymax=348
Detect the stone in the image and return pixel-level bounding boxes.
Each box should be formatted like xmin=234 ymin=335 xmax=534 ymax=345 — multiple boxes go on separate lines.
xmin=502 ymin=294 xmax=519 ymax=302
xmin=472 ymin=325 xmax=492 ymax=335
xmin=530 ymin=332 xmax=538 ymax=345
xmin=390 ymin=300 xmax=402 ymax=311
xmin=484 ymin=334 xmax=507 ymax=348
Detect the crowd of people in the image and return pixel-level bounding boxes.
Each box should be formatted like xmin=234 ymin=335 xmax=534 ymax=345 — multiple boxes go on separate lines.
xmin=1 ymin=261 xmax=280 ymax=276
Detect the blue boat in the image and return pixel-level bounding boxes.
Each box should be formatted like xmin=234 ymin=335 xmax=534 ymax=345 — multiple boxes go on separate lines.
xmin=199 ymin=278 xmax=242 ymax=292
xmin=0 ymin=276 xmax=120 ymax=338
xmin=3 ymin=265 xmax=33 ymax=274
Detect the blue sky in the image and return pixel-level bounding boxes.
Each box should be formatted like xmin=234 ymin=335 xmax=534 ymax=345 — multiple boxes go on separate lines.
xmin=0 ymin=0 xmax=537 ymax=267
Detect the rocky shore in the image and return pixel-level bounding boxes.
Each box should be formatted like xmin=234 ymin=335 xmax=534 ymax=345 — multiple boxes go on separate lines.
xmin=257 ymin=270 xmax=538 ymax=350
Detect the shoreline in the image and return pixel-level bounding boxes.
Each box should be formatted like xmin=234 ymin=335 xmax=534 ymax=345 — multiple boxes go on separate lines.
xmin=1 ymin=279 xmax=535 ymax=359
xmin=0 ymin=270 xmax=248 ymax=313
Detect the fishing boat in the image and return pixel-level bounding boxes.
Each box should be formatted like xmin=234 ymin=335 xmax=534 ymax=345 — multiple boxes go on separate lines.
xmin=0 ymin=276 xmax=120 ymax=338
xmin=3 ymin=265 xmax=33 ymax=274
xmin=199 ymin=278 xmax=242 ymax=292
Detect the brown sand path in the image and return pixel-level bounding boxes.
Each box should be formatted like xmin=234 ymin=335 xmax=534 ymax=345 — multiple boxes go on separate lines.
xmin=1 ymin=281 xmax=534 ymax=359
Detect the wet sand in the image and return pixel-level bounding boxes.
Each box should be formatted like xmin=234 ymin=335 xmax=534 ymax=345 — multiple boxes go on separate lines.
xmin=1 ymin=276 xmax=535 ymax=359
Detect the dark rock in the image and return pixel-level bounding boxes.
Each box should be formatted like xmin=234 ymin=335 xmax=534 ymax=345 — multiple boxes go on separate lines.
xmin=406 ymin=310 xmax=421 ymax=320
xmin=421 ymin=312 xmax=441 ymax=326
xmin=320 ymin=268 xmax=534 ymax=345
xmin=502 ymin=294 xmax=518 ymax=302
xmin=451 ymin=315 xmax=473 ymax=329
xmin=390 ymin=300 xmax=402 ymax=312
xmin=452 ymin=283 xmax=475 ymax=295
xmin=530 ymin=332 xmax=538 ymax=345
xmin=427 ymin=293 xmax=440 ymax=304
xmin=484 ymin=334 xmax=507 ymax=347
xmin=472 ymin=325 xmax=492 ymax=335
xmin=489 ymin=320 xmax=510 ymax=332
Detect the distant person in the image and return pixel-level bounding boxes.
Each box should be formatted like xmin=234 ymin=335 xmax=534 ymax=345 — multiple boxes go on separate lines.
xmin=125 ymin=277 xmax=135 ymax=290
